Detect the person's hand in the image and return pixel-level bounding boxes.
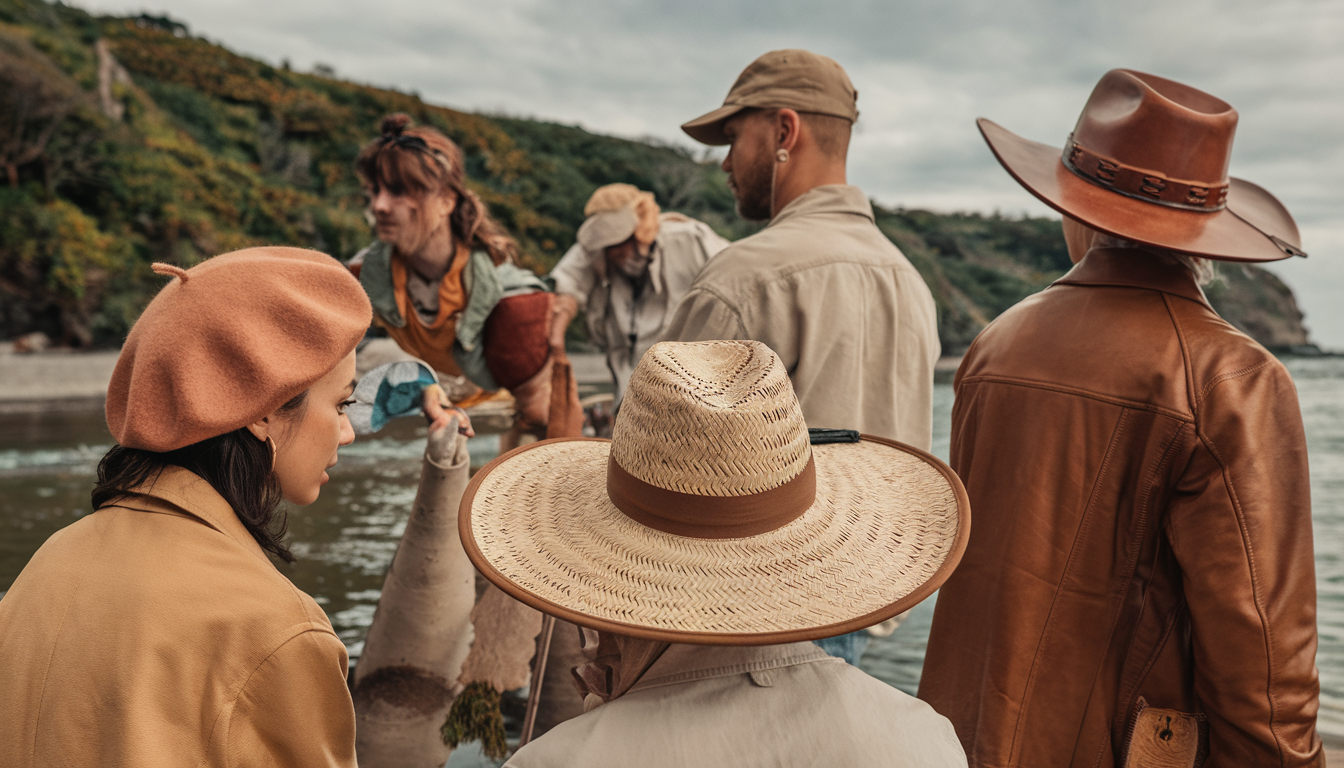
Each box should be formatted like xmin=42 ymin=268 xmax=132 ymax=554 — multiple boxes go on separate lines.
xmin=423 ymin=384 xmax=475 ymax=437
xmin=549 ymin=293 xmax=580 ymax=360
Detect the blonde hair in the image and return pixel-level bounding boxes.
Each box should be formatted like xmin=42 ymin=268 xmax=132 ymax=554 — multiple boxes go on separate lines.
xmin=584 ymin=184 xmax=661 ymax=245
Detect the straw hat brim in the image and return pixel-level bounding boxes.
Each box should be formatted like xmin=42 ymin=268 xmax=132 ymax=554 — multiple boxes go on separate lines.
xmin=978 ymin=118 xmax=1303 ymax=263
xmin=459 ymin=435 xmax=970 ymax=645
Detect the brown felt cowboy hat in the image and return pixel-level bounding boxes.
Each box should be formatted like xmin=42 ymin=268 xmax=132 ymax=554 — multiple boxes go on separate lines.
xmin=980 ymin=69 xmax=1306 ymax=263
xmin=459 ymin=340 xmax=970 ymax=645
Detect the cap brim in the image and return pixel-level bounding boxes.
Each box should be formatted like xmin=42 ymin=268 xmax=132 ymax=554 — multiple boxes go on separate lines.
xmin=681 ymin=104 xmax=747 ymax=146
xmin=577 ymin=208 xmax=639 ymax=252
xmin=459 ymin=436 xmax=970 ymax=645
xmin=977 ymin=118 xmax=1302 ymax=263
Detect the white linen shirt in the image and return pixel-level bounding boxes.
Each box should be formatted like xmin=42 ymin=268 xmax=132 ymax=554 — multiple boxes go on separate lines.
xmin=661 ymin=185 xmax=940 ymax=448
xmin=551 ymin=213 xmax=728 ymax=404
xmin=506 ymin=641 xmax=966 ymax=768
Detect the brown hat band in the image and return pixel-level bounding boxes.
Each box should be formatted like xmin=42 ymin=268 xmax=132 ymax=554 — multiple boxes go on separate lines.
xmin=1063 ymin=135 xmax=1229 ymax=212
xmin=606 ymin=453 xmax=816 ymax=539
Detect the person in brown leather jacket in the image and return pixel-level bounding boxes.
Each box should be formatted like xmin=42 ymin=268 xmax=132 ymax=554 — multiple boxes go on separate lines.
xmin=918 ymin=69 xmax=1322 ymax=768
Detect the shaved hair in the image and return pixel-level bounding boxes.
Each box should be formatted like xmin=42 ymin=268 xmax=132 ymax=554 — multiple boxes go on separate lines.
xmin=800 ymin=112 xmax=852 ymax=160
xmin=732 ymin=108 xmax=852 ymax=160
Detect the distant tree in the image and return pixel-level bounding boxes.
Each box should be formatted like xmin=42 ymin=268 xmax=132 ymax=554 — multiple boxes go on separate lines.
xmin=0 ymin=32 xmax=84 ymax=187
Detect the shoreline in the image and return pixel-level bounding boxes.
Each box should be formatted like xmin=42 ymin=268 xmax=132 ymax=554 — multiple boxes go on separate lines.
xmin=0 ymin=349 xmax=971 ymax=412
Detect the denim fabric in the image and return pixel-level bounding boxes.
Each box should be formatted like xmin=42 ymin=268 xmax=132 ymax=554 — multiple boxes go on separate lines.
xmin=813 ymin=630 xmax=870 ymax=666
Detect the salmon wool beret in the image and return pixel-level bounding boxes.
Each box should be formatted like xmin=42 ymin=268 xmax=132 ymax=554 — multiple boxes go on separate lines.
xmin=107 ymin=247 xmax=373 ymax=452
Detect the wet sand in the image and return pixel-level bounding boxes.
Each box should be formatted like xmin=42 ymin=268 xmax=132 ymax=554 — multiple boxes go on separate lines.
xmin=0 ymin=346 xmax=969 ymax=409
xmin=0 ymin=347 xmax=620 ymax=411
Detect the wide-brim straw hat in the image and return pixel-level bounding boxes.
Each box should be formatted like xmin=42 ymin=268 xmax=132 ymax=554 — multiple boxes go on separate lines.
xmin=980 ymin=69 xmax=1306 ymax=263
xmin=460 ymin=340 xmax=969 ymax=645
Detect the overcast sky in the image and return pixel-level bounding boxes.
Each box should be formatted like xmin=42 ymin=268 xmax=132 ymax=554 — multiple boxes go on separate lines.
xmin=84 ymin=0 xmax=1344 ymax=347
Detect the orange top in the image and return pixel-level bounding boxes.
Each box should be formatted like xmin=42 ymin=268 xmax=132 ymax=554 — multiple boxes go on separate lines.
xmin=382 ymin=243 xmax=470 ymax=376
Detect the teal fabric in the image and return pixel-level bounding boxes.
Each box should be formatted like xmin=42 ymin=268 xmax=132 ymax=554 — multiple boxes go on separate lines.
xmin=346 ymin=360 xmax=437 ymax=435
xmin=354 ymin=240 xmax=549 ymax=390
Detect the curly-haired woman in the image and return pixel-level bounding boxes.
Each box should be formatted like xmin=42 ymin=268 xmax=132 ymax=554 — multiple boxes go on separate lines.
xmin=349 ymin=114 xmax=581 ymax=438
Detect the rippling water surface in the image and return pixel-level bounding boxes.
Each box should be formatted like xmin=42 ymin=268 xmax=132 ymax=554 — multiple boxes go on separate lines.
xmin=2 ymin=356 xmax=1341 ymax=752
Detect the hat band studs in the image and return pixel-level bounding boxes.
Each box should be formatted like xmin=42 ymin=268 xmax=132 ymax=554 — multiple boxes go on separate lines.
xmin=1063 ymin=136 xmax=1230 ymax=212
xmin=606 ymin=453 xmax=817 ymax=539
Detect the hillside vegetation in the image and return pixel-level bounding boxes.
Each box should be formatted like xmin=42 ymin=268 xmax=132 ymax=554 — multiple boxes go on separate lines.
xmin=0 ymin=0 xmax=1313 ymax=352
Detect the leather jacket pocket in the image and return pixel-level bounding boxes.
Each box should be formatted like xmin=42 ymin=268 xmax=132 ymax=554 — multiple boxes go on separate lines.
xmin=1121 ymin=697 xmax=1209 ymax=768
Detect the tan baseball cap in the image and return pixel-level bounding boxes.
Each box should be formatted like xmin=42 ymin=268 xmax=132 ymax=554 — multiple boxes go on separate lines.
xmin=682 ymin=49 xmax=859 ymax=146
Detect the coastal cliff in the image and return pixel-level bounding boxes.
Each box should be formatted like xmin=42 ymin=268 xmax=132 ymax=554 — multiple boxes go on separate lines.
xmin=0 ymin=0 xmax=1315 ymax=353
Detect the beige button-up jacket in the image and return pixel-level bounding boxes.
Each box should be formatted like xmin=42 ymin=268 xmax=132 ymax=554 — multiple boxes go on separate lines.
xmin=0 ymin=467 xmax=356 ymax=768
xmin=507 ymin=641 xmax=967 ymax=767
xmin=552 ymin=213 xmax=729 ymax=403
xmin=661 ymin=185 xmax=940 ymax=447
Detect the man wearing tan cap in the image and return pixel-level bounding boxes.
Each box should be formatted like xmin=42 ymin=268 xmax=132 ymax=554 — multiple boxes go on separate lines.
xmin=664 ymin=49 xmax=939 ymax=451
xmin=664 ymin=50 xmax=940 ymax=664
xmin=549 ymin=184 xmax=729 ymax=406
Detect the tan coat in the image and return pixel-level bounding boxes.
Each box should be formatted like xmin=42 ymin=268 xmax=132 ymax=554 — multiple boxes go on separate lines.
xmin=661 ymin=184 xmax=940 ymax=448
xmin=506 ymin=641 xmax=967 ymax=767
xmin=0 ymin=466 xmax=357 ymax=768
xmin=919 ymin=249 xmax=1322 ymax=767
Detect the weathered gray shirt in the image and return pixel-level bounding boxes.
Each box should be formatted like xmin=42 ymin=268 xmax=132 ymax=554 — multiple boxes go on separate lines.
xmin=506 ymin=642 xmax=966 ymax=768
xmin=661 ymin=185 xmax=940 ymax=448
xmin=552 ymin=213 xmax=728 ymax=404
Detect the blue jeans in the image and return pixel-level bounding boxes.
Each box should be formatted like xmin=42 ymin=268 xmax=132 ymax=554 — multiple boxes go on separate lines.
xmin=813 ymin=630 xmax=870 ymax=665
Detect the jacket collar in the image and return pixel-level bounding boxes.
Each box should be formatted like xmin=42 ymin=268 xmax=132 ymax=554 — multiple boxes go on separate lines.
xmin=770 ymin=184 xmax=875 ymax=228
xmin=107 ymin=465 xmax=271 ymax=565
xmin=627 ymin=641 xmax=834 ymax=694
xmin=1053 ymin=247 xmax=1210 ymax=307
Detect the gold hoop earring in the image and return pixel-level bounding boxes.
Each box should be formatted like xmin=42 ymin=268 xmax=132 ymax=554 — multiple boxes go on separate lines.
xmin=266 ymin=436 xmax=277 ymax=472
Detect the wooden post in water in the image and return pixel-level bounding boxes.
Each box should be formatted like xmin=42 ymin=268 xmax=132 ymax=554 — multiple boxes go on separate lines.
xmin=352 ymin=420 xmax=476 ymax=767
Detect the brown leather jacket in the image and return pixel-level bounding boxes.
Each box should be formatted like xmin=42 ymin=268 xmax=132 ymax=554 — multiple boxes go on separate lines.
xmin=919 ymin=248 xmax=1322 ymax=767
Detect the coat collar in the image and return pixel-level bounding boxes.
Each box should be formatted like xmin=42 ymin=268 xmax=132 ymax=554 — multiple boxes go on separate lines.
xmin=626 ymin=641 xmax=835 ymax=694
xmin=1053 ymin=247 xmax=1210 ymax=307
xmin=770 ymin=184 xmax=875 ymax=228
xmin=107 ymin=465 xmax=272 ymax=565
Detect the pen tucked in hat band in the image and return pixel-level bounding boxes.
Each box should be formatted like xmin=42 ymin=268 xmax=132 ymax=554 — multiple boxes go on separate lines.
xmin=606 ymin=453 xmax=816 ymax=539
xmin=1063 ymin=135 xmax=1229 ymax=212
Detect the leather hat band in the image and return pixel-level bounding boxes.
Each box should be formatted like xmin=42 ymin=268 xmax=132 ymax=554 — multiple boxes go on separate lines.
xmin=606 ymin=453 xmax=816 ymax=539
xmin=1063 ymin=135 xmax=1230 ymax=212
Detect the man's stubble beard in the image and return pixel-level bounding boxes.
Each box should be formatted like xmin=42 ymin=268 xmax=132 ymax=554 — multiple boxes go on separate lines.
xmin=731 ymin=151 xmax=774 ymax=222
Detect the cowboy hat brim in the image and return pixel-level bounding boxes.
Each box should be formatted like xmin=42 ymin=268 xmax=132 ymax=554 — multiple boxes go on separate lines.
xmin=978 ymin=118 xmax=1304 ymax=263
xmin=460 ymin=436 xmax=969 ymax=646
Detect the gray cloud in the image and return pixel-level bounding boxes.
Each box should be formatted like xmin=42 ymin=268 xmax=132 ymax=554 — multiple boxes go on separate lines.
xmin=84 ymin=0 xmax=1344 ymax=345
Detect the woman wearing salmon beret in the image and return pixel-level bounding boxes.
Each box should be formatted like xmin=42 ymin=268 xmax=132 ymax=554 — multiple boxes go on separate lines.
xmin=0 ymin=246 xmax=371 ymax=768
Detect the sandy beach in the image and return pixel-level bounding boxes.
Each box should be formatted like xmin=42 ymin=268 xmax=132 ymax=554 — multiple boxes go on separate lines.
xmin=0 ymin=346 xmax=967 ymax=411
xmin=0 ymin=346 xmax=619 ymax=412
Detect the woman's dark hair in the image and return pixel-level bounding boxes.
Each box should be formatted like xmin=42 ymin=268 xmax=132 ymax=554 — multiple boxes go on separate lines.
xmin=91 ymin=391 xmax=309 ymax=563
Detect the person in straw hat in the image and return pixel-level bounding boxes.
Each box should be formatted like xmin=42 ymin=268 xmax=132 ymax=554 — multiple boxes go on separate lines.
xmin=460 ymin=339 xmax=971 ymax=767
xmin=663 ymin=48 xmax=940 ymax=664
xmin=0 ymin=248 xmax=370 ymax=766
xmin=549 ymin=183 xmax=730 ymax=408
xmin=918 ymin=70 xmax=1322 ymax=767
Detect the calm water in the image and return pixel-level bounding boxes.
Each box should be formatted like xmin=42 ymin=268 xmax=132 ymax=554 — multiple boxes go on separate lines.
xmin=2 ymin=356 xmax=1342 ymax=746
